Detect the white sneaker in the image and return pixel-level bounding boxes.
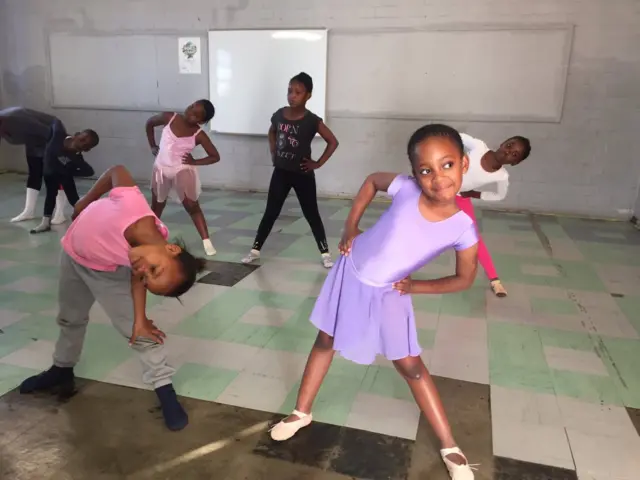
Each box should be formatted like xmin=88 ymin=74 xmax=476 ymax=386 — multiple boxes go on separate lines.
xmin=241 ymin=249 xmax=260 ymax=264
xmin=269 ymin=410 xmax=312 ymax=441
xmin=203 ymin=239 xmax=216 ymax=256
xmin=321 ymin=253 xmax=334 ymax=269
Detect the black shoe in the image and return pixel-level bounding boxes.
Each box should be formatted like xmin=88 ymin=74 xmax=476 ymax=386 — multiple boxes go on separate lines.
xmin=155 ymin=384 xmax=188 ymax=431
xmin=19 ymin=365 xmax=76 ymax=397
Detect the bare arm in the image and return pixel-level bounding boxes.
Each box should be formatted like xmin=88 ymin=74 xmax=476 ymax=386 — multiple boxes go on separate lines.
xmin=345 ymin=172 xmax=398 ymax=232
xmin=268 ymin=124 xmax=276 ymax=156
xmin=190 ymin=131 xmax=220 ymax=166
xmin=315 ymin=121 xmax=339 ymax=167
xmin=145 ymin=112 xmax=172 ymax=152
xmin=72 ymin=165 xmax=136 ymax=219
xmin=411 ymin=245 xmax=478 ymax=294
xmin=131 ymin=274 xmax=148 ymax=329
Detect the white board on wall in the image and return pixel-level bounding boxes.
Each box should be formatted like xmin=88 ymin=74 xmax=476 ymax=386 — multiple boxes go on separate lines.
xmin=328 ymin=25 xmax=573 ymax=123
xmin=208 ymin=29 xmax=328 ymax=135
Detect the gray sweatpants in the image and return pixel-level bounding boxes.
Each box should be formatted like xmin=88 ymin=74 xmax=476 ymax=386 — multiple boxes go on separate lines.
xmin=53 ymin=251 xmax=175 ymax=389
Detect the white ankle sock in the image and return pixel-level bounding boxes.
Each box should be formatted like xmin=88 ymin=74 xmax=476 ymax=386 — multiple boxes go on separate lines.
xmin=51 ymin=191 xmax=68 ymax=225
xmin=30 ymin=216 xmax=52 ymax=234
xmin=203 ymin=238 xmax=216 ymax=256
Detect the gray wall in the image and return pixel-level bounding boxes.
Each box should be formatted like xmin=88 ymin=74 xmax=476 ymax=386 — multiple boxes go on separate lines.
xmin=1 ymin=0 xmax=639 ymax=219
xmin=634 ymin=181 xmax=640 ymax=219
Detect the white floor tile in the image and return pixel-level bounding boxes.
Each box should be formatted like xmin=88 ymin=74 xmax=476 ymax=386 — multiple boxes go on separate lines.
xmin=244 ymin=349 xmax=308 ymax=388
xmin=239 ymin=306 xmax=295 ymax=327
xmin=568 ymin=428 xmax=640 ymax=480
xmin=168 ymin=336 xmax=259 ymax=372
xmin=490 ymin=385 xmax=563 ymax=427
xmin=103 ymin=357 xmax=152 ymax=391
xmin=430 ymin=349 xmax=489 ymax=384
xmin=521 ymin=265 xmax=560 ymax=277
xmin=216 ymin=372 xmax=291 ymax=412
xmin=0 ymin=276 xmax=55 ymax=294
xmin=556 ymin=396 xmax=638 ymax=439
xmin=346 ymin=392 xmax=420 ymax=440
xmin=0 ymin=309 xmax=29 ymax=329
xmin=544 ymin=346 xmax=609 ymax=376
xmin=0 ymin=340 xmax=54 ymax=370
xmin=492 ymin=419 xmax=574 ymax=470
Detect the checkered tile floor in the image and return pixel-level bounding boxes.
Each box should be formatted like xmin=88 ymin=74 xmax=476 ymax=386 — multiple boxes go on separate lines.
xmin=1 ymin=173 xmax=640 ymax=479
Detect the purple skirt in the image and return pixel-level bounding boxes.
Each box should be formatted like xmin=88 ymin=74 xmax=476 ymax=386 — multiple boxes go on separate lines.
xmin=310 ymin=254 xmax=422 ymax=365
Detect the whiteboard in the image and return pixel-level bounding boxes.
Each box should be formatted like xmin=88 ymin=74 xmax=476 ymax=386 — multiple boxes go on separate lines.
xmin=328 ymin=25 xmax=573 ymax=123
xmin=48 ymin=32 xmax=209 ymax=111
xmin=208 ymin=30 xmax=328 ymax=135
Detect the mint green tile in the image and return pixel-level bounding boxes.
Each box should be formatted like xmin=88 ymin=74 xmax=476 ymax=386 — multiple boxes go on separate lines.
xmin=538 ymin=328 xmax=596 ymax=351
xmin=217 ymin=322 xmax=280 ymax=347
xmin=0 ymin=292 xmax=57 ymax=315
xmin=277 ymin=236 xmax=341 ymax=261
xmin=263 ymin=328 xmax=316 ymax=353
xmin=488 ymin=323 xmax=554 ymax=394
xmin=575 ymin=242 xmax=640 ymax=266
xmin=530 ymin=297 xmax=579 ymax=316
xmin=290 ymin=269 xmax=327 ymax=284
xmin=227 ymin=213 xmax=263 ymax=230
xmin=327 ymin=358 xmax=370 ymax=382
xmin=279 ymin=373 xmax=362 ymax=426
xmin=229 ymin=236 xmax=255 ymax=247
xmin=0 ymin=363 xmax=39 ymax=397
xmin=360 ymin=366 xmax=413 ymax=402
xmin=283 ymin=297 xmax=318 ymax=329
xmin=598 ymin=337 xmax=640 ymax=408
xmin=412 ymin=295 xmax=441 ymax=314
xmin=74 ymin=324 xmax=134 ymax=381
xmin=615 ymin=295 xmax=640 ymax=337
xmin=279 ymin=218 xmax=312 ymax=235
xmin=550 ymin=369 xmax=622 ymax=405
xmin=417 ymin=328 xmax=436 ymax=349
xmin=439 ymin=287 xmax=485 ymax=318
xmin=174 ymin=363 xmax=239 ymax=401
xmin=555 ymin=260 xmax=608 ymax=291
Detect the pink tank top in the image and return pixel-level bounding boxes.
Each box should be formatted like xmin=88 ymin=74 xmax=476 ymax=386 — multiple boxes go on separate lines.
xmin=154 ymin=113 xmax=201 ymax=169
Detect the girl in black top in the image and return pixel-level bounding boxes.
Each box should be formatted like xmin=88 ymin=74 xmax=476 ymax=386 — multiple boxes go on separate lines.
xmin=241 ymin=72 xmax=339 ymax=268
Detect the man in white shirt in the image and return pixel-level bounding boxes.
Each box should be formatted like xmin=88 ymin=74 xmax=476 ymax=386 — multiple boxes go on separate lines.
xmin=457 ymin=133 xmax=531 ymax=297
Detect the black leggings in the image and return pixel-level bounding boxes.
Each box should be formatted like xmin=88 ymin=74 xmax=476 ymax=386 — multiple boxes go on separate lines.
xmin=253 ymin=169 xmax=329 ymax=253
xmin=43 ymin=174 xmax=79 ymax=217
xmin=26 ymin=155 xmax=44 ymax=191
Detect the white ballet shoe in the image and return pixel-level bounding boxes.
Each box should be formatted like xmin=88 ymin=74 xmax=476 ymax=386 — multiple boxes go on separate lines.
xmin=269 ymin=410 xmax=312 ymax=441
xmin=11 ymin=210 xmax=35 ymax=222
xmin=490 ymin=279 xmax=507 ymax=298
xmin=203 ymin=239 xmax=216 ymax=256
xmin=11 ymin=188 xmax=38 ymax=222
xmin=440 ymin=447 xmax=478 ymax=480
xmin=241 ymin=249 xmax=260 ymax=264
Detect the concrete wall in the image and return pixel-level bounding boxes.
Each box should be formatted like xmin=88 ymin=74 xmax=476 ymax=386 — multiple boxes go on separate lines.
xmin=1 ymin=0 xmax=639 ymax=218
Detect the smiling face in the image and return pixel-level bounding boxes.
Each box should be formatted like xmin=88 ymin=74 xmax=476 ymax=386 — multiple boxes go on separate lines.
xmin=128 ymin=243 xmax=185 ymax=296
xmin=496 ymin=137 xmax=528 ymax=166
xmin=411 ymin=136 xmax=469 ymax=203
xmin=287 ymin=81 xmax=311 ymax=109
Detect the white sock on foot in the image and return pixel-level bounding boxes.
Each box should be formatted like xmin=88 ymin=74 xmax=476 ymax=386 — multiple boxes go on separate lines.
xmin=11 ymin=188 xmax=39 ymax=223
xmin=241 ymin=249 xmax=260 ymax=264
xmin=51 ymin=190 xmax=68 ymax=225
xmin=321 ymin=253 xmax=334 ymax=269
xmin=203 ymin=238 xmax=216 ymax=256
xmin=30 ymin=216 xmax=52 ymax=234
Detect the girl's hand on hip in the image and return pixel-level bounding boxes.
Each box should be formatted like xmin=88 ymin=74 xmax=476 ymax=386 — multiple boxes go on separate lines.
xmin=130 ymin=318 xmax=166 ymax=346
xmin=301 ymin=158 xmax=319 ymax=172
xmin=182 ymin=153 xmax=195 ymax=165
xmin=151 ymin=146 xmax=159 ymax=157
xmin=393 ymin=277 xmax=413 ymax=295
xmin=339 ymin=226 xmax=362 ymax=256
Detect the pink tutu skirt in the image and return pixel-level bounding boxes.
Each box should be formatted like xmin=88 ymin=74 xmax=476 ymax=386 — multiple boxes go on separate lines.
xmin=310 ymin=254 xmax=422 ymax=365
xmin=151 ymin=164 xmax=201 ymax=203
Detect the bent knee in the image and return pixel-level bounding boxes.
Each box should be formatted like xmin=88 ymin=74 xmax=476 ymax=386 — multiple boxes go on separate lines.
xmin=393 ymin=358 xmax=423 ymax=380
xmin=183 ymin=200 xmax=201 ymax=214
xmin=314 ymin=331 xmax=334 ymax=350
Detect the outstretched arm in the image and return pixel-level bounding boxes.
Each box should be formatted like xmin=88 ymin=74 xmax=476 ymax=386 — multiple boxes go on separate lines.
xmin=72 ymin=165 xmax=135 ymax=219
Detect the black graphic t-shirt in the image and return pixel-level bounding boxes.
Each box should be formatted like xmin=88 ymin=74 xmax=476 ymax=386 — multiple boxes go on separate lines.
xmin=271 ymin=108 xmax=321 ymax=175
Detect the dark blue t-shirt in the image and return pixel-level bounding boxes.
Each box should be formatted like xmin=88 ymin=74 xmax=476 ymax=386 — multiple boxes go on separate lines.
xmin=271 ymin=108 xmax=321 ymax=175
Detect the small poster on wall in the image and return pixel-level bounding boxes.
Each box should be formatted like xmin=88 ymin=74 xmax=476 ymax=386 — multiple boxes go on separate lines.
xmin=178 ymin=37 xmax=201 ymax=74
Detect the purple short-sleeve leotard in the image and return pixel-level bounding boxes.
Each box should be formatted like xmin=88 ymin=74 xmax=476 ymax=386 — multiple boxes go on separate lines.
xmin=310 ymin=175 xmax=478 ymax=364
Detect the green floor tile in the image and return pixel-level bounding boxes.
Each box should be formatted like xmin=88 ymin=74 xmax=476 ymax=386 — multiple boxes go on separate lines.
xmin=263 ymin=327 xmax=317 ymax=353
xmin=530 ymin=297 xmax=579 ymax=316
xmin=74 ymin=324 xmax=135 ymax=381
xmin=217 ymin=322 xmax=280 ymax=347
xmin=360 ymin=366 xmax=413 ymax=402
xmin=279 ymin=373 xmax=362 ymax=426
xmin=417 ymin=328 xmax=436 ymax=349
xmin=411 ymin=295 xmax=442 ymax=314
xmin=173 ymin=363 xmax=239 ymax=402
xmin=538 ymin=328 xmax=596 ymax=351
xmin=550 ymin=369 xmax=622 ymax=405
xmin=439 ymin=287 xmax=486 ymax=318
xmin=488 ymin=323 xmax=554 ymax=394
xmin=598 ymin=337 xmax=640 ymax=409
xmin=0 ymin=363 xmax=39 ymax=397
xmin=327 ymin=358 xmax=370 ymax=382
xmin=615 ymin=295 xmax=640 ymax=337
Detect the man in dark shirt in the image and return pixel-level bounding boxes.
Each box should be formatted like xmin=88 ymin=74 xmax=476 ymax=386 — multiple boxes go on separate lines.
xmin=0 ymin=107 xmax=98 ymax=227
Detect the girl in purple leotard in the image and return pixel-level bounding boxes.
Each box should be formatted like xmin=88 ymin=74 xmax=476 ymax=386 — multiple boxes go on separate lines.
xmin=270 ymin=124 xmax=480 ymax=480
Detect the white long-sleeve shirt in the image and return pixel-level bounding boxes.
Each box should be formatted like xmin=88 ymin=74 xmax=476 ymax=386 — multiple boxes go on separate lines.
xmin=460 ymin=133 xmax=509 ymax=202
